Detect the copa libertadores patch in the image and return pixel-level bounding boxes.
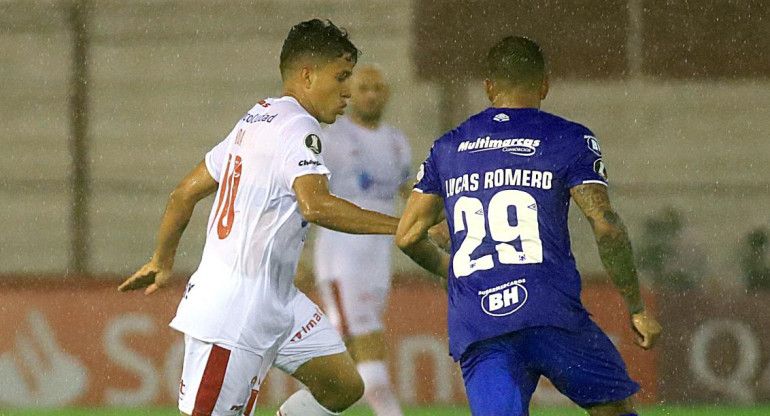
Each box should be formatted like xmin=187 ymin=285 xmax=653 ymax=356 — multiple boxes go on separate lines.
xmin=305 ymin=134 xmax=322 ymax=154
xmin=416 ymin=163 xmax=425 ymax=182
xmin=593 ymin=158 xmax=608 ymax=181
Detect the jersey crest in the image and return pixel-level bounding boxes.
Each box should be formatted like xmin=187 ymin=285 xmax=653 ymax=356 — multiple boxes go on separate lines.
xmin=305 ymin=134 xmax=322 ymax=154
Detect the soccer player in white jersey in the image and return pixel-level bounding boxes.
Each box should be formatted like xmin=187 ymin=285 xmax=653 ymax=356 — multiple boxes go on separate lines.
xmin=313 ymin=64 xmax=411 ymax=416
xmin=118 ymin=20 xmax=400 ymax=416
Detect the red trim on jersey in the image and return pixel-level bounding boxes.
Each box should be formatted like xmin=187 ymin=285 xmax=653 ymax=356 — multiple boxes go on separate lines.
xmin=244 ymin=388 xmax=259 ymax=415
xmin=331 ymin=281 xmax=350 ymax=337
xmin=192 ymin=345 xmax=231 ymax=416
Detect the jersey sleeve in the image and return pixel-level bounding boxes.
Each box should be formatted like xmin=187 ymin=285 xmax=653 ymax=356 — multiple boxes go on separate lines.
xmin=204 ymin=133 xmax=233 ymax=183
xmin=565 ymin=128 xmax=608 ymax=188
xmin=413 ymin=142 xmax=442 ymax=194
xmin=280 ymin=115 xmax=331 ymax=191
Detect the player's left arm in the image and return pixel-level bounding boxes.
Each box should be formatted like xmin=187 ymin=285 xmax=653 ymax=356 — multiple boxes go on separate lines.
xmin=396 ymin=191 xmax=450 ymax=280
xmin=119 ymin=160 xmax=218 ymax=295
xmin=571 ymin=183 xmax=662 ymax=349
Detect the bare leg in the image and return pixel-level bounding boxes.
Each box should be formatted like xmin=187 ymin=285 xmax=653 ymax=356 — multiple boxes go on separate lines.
xmin=346 ymin=330 xmax=386 ymax=362
xmin=347 ymin=331 xmax=403 ymax=416
xmin=290 ymin=351 xmax=364 ymax=413
xmin=584 ymin=397 xmax=637 ymax=416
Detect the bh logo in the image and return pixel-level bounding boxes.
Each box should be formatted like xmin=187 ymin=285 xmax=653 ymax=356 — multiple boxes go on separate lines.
xmin=480 ymin=279 xmax=528 ymax=317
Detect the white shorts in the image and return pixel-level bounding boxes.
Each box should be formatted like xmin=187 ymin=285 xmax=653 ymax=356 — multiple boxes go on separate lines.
xmin=272 ymin=292 xmax=348 ymax=374
xmin=178 ymin=292 xmax=346 ymax=416
xmin=178 ymin=335 xmax=268 ymax=416
xmin=314 ymin=230 xmax=393 ymax=337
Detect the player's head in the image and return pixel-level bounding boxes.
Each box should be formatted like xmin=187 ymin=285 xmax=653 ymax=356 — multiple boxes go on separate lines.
xmin=484 ymin=36 xmax=548 ymax=103
xmin=280 ymin=19 xmax=361 ymax=124
xmin=349 ymin=64 xmax=389 ymax=124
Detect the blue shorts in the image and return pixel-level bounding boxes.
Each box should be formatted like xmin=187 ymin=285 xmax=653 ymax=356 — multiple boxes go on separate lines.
xmin=460 ymin=321 xmax=640 ymax=416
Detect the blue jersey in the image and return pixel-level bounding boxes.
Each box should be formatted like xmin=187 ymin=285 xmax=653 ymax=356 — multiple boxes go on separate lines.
xmin=414 ymin=107 xmax=608 ymax=360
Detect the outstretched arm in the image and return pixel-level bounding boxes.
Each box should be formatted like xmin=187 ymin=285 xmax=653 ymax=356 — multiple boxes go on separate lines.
xmin=294 ymin=174 xmax=400 ymax=235
xmin=396 ymin=191 xmax=450 ymax=279
xmin=571 ymin=183 xmax=662 ymax=349
xmin=119 ymin=160 xmax=218 ymax=294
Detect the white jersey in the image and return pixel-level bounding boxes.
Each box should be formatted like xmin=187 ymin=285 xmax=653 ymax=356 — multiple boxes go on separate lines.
xmin=321 ymin=117 xmax=411 ymax=215
xmin=314 ymin=117 xmax=411 ymax=292
xmin=170 ymin=96 xmax=330 ymax=355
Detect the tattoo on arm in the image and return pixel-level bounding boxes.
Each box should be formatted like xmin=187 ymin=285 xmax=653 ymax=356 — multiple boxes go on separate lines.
xmin=572 ymin=184 xmax=644 ymax=314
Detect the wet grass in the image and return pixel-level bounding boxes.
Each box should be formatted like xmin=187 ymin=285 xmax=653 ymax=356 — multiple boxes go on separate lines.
xmin=2 ymin=405 xmax=770 ymax=416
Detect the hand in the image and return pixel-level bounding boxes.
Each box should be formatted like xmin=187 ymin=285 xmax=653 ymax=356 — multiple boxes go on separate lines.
xmin=630 ymin=309 xmax=662 ymax=350
xmin=428 ymin=221 xmax=451 ymax=251
xmin=118 ymin=259 xmax=172 ymax=295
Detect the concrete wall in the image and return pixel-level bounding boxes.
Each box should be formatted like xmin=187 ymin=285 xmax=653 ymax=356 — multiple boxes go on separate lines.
xmin=2 ymin=1 xmax=768 ymax=288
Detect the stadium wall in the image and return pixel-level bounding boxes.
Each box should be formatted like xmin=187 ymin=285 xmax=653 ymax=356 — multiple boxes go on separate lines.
xmin=0 ymin=275 xmax=660 ymax=409
xmin=5 ymin=274 xmax=770 ymax=408
xmin=2 ymin=1 xmax=768 ymax=288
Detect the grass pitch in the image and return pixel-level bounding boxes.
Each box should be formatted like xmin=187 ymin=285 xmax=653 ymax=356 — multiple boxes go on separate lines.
xmin=2 ymin=405 xmax=770 ymax=416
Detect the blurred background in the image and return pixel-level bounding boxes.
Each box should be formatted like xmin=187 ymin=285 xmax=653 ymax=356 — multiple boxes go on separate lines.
xmin=1 ymin=0 xmax=769 ymax=413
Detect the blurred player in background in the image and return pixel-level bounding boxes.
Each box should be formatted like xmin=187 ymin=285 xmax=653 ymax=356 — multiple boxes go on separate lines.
xmin=313 ymin=64 xmax=411 ymax=416
xmin=119 ymin=19 xmax=401 ymax=416
xmin=396 ymin=36 xmax=662 ymax=416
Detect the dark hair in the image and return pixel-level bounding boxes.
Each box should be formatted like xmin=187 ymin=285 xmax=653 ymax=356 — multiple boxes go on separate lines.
xmin=485 ymin=36 xmax=546 ymax=89
xmin=280 ymin=19 xmax=360 ymax=79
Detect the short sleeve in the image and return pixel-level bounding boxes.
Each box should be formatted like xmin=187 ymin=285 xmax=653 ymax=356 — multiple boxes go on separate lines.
xmin=204 ymin=134 xmax=232 ymax=183
xmin=281 ymin=116 xmax=332 ymax=191
xmin=413 ymin=143 xmax=442 ymax=194
xmin=566 ymin=130 xmax=608 ymax=188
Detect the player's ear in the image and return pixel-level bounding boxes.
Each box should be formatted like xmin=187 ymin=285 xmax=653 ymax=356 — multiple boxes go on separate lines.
xmin=483 ymin=79 xmax=495 ymax=103
xmin=300 ymin=66 xmax=314 ymax=89
xmin=540 ymin=76 xmax=549 ymax=100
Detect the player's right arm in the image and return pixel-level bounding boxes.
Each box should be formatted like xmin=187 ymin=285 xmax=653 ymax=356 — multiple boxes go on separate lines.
xmin=294 ymin=174 xmax=399 ymax=235
xmin=396 ymin=191 xmax=450 ymax=280
xmin=571 ymin=183 xmax=662 ymax=349
xmin=118 ymin=160 xmax=218 ymax=295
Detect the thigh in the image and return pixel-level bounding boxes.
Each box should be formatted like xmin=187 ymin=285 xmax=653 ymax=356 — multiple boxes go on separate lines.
xmin=526 ymin=323 xmax=640 ymax=409
xmin=460 ymin=335 xmax=539 ymax=416
xmin=178 ymin=335 xmax=267 ymax=416
xmin=272 ymin=292 xmax=348 ymax=375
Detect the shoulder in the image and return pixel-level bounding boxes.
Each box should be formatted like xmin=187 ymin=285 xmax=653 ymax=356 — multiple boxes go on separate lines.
xmin=279 ymin=113 xmax=323 ymax=140
xmin=536 ymin=112 xmax=600 ymax=158
xmin=451 ymin=108 xmax=502 ymax=139
xmin=431 ymin=109 xmax=489 ymax=150
xmin=263 ymin=97 xmax=322 ymax=134
xmin=539 ymin=111 xmax=595 ymax=138
xmin=382 ymin=124 xmax=410 ymax=146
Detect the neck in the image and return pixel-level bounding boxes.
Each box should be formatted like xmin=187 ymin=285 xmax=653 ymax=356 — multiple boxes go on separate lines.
xmin=490 ymin=91 xmax=541 ymax=109
xmin=282 ymin=86 xmax=318 ymax=120
xmin=349 ymin=111 xmax=381 ymax=130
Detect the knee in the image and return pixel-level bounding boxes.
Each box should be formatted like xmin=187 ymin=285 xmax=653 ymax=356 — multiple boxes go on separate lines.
xmin=334 ymin=371 xmax=365 ymax=411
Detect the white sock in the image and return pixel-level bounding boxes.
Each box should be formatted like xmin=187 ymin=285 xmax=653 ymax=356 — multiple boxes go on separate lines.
xmin=357 ymin=361 xmax=404 ymax=416
xmin=276 ymin=389 xmax=339 ymax=416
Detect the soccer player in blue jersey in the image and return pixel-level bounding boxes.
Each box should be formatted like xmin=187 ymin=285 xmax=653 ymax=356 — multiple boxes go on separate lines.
xmin=396 ymin=36 xmax=662 ymax=416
